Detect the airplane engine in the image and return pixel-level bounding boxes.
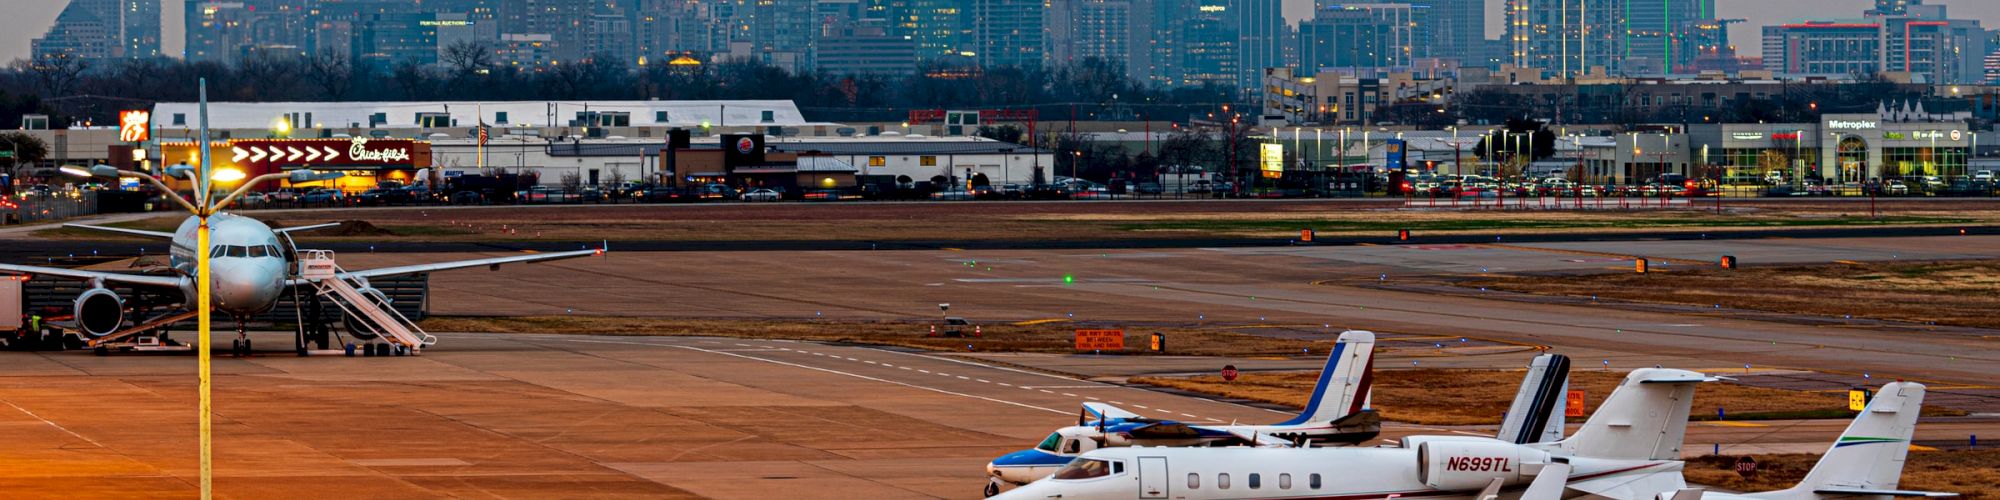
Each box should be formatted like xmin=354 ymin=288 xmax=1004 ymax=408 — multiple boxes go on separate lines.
xmin=340 ymin=286 xmax=391 ymax=340
xmin=1414 ymin=438 xmax=1550 ymax=491
xmin=74 ymin=287 xmax=125 ymax=337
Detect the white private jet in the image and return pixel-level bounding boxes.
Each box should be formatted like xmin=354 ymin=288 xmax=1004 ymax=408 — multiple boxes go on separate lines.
xmin=0 ymin=212 xmax=600 ymax=351
xmin=985 ymin=331 xmax=1385 ymax=489
xmin=1663 ymin=381 xmax=1956 ymax=500
xmin=992 ymin=367 xmax=1715 ymax=500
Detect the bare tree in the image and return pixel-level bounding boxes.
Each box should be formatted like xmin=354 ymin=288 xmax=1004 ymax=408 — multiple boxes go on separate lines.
xmin=15 ymin=55 xmax=91 ymax=97
xmin=559 ymin=172 xmax=582 ymax=194
xmin=303 ymin=49 xmax=354 ymax=100
xmin=442 ymin=41 xmax=493 ymax=76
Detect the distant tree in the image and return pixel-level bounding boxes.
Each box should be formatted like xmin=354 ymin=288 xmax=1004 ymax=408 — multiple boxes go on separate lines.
xmin=303 ymin=49 xmax=355 ymax=100
xmin=1473 ymin=117 xmax=1557 ymax=170
xmin=559 ymin=171 xmax=582 ymax=193
xmin=0 ymin=131 xmax=49 ymax=171
xmin=442 ymin=41 xmax=493 ymax=76
xmin=975 ymin=124 xmax=1025 ymax=145
xmin=15 ymin=55 xmax=90 ymax=97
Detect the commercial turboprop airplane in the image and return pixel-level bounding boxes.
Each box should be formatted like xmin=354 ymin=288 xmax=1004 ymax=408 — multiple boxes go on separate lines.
xmin=984 ymin=331 xmax=1385 ymax=490
xmin=991 ymin=367 xmax=1716 ymax=500
xmin=0 ymin=212 xmax=599 ymax=350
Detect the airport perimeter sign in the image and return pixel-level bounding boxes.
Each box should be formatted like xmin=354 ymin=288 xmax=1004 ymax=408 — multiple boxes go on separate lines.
xmin=1566 ymin=390 xmax=1586 ymax=417
xmin=1075 ymin=329 xmax=1125 ymax=351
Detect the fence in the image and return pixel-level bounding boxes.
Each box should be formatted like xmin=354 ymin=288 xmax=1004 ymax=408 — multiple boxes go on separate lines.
xmin=2 ymin=189 xmax=98 ymax=225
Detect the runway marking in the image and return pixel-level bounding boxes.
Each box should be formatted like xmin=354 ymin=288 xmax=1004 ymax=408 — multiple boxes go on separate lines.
xmin=4 ymin=400 xmax=106 ymax=449
xmin=1062 ymin=393 xmax=1077 ymax=397
xmin=957 ymin=376 xmax=970 ymax=380
xmin=899 ymin=366 xmax=912 ymax=370
xmin=864 ymin=361 xmax=879 ymax=365
xmin=556 ymin=339 xmax=1068 ymax=415
xmin=1133 ymin=404 xmax=1149 ymax=409
xmin=1087 ymin=397 xmax=1101 ymax=401
xmin=997 ymin=383 xmax=1012 ymax=387
xmin=1183 ymin=413 xmax=1200 ymax=418
xmin=734 ymin=343 xmax=752 ymax=347
xmin=918 ymin=370 xmax=932 ymax=373
xmin=1038 ymin=390 xmax=1054 ymax=394
xmin=1109 ymin=401 xmax=1124 ymax=405
xmin=978 ymin=379 xmax=992 ymax=383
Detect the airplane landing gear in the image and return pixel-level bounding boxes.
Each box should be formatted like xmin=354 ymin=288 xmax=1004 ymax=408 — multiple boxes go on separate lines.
xmin=231 ymin=321 xmax=251 ymax=357
xmin=984 ymin=477 xmax=1002 ymax=497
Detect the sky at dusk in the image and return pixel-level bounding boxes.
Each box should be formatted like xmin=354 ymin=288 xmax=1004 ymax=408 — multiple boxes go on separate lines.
xmin=3 ymin=0 xmax=1997 ymax=64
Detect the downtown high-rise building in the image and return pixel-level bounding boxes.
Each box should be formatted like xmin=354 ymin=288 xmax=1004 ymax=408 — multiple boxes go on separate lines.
xmin=1988 ymin=30 xmax=2000 ymax=84
xmin=34 ymin=0 xmax=161 ymax=61
xmin=1761 ymin=0 xmax=1989 ymax=84
xmin=972 ymin=0 xmax=1045 ymax=68
xmin=1231 ymin=0 xmax=1285 ymax=95
xmin=1298 ymin=4 xmax=1424 ymax=72
xmin=1621 ymin=0 xmax=1717 ymax=74
xmin=876 ymin=0 xmax=974 ymax=62
xmin=1504 ymin=0 xmax=1624 ymax=77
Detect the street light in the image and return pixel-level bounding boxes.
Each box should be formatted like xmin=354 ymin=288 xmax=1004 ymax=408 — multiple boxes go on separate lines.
xmin=60 ymin=79 xmax=343 ymax=500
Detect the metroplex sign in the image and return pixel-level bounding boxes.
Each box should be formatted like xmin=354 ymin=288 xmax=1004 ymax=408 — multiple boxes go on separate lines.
xmin=229 ymin=138 xmax=414 ymax=167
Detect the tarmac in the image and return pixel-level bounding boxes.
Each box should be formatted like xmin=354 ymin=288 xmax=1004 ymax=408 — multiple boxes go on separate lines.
xmin=6 ymin=224 xmax=2000 ymax=497
xmin=0 ymin=333 xmax=1990 ymax=499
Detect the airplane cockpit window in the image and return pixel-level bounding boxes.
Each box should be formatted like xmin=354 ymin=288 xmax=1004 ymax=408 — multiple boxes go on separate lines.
xmin=1062 ymin=439 xmax=1080 ymax=454
xmin=1051 ymin=458 xmax=1116 ymax=480
xmin=229 ymin=246 xmax=250 ymax=258
xmin=248 ymin=246 xmax=268 ymax=258
xmin=1036 ymin=432 xmax=1062 ymax=452
xmin=210 ymin=246 xmax=226 ymax=258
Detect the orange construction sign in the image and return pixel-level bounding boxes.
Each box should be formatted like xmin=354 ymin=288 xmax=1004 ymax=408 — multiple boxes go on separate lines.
xmin=1075 ymin=330 xmax=1125 ymax=351
xmin=1566 ymin=390 xmax=1586 ymax=417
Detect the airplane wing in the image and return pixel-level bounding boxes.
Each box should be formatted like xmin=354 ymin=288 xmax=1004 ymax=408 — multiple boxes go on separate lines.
xmin=63 ymin=223 xmax=175 ymax=239
xmin=1221 ymin=428 xmax=1294 ymax=448
xmin=274 ymin=223 xmax=342 ymax=234
xmin=1082 ymin=402 xmax=1144 ymax=422
xmin=302 ymin=248 xmax=604 ymax=283
xmin=0 ymin=263 xmax=184 ymax=288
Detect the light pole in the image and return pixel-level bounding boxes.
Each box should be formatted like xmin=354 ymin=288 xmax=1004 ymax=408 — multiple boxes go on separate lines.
xmin=61 ymin=80 xmax=342 ymax=500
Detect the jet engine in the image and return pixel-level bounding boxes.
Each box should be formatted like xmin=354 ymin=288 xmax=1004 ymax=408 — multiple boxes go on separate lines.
xmin=340 ymin=285 xmax=391 ymax=340
xmin=74 ymin=287 xmax=125 ymax=337
xmin=1412 ymin=437 xmax=1550 ymax=491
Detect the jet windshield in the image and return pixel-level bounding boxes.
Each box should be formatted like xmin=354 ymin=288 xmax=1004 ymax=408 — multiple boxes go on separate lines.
xmin=1035 ymin=432 xmax=1063 ymax=452
xmin=1052 ymin=458 xmax=1116 ymax=480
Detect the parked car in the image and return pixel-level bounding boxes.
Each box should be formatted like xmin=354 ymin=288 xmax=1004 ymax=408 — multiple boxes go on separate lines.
xmin=449 ymin=191 xmax=484 ymax=204
xmin=1974 ymin=170 xmax=1995 ymax=182
xmin=804 ymin=189 xmax=855 ymax=201
xmin=929 ymin=189 xmax=975 ymax=201
xmin=237 ymin=192 xmax=267 ymax=205
xmin=741 ymin=188 xmax=782 ymax=202
xmin=640 ymin=187 xmax=693 ymax=203
xmin=699 ymin=183 xmax=738 ymax=200
xmin=1136 ymin=182 xmax=1164 ymax=195
xmin=300 ymin=189 xmax=343 ymax=204
xmin=1883 ymin=179 xmax=1909 ymax=196
xmin=579 ymin=187 xmax=604 ymax=203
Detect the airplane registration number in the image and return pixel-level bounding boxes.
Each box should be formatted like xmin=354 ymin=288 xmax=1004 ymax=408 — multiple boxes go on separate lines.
xmin=1445 ymin=456 xmax=1512 ymax=472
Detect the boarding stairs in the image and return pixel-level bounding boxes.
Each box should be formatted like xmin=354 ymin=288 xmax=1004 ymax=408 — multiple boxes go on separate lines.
xmin=297 ymin=249 xmax=436 ymax=353
xmin=87 ymin=309 xmax=199 ymax=348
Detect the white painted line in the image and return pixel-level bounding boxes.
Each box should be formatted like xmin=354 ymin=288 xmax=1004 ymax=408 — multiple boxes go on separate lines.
xmin=864 ymin=361 xmax=879 ymax=365
xmin=918 ymin=370 xmax=932 ymax=374
xmin=1181 ymin=413 xmax=1199 ymax=418
xmin=1133 ymin=405 xmax=1149 ymax=409
xmin=899 ymin=366 xmax=913 ymax=370
xmin=553 ymin=338 xmax=1067 ymax=415
xmin=1109 ymin=401 xmax=1123 ymax=405
xmin=957 ymin=376 xmax=970 ymax=380
xmin=997 ymin=383 xmax=1012 ymax=387
xmin=1038 ymin=390 xmax=1054 ymax=394
xmin=4 ymin=400 xmax=104 ymax=448
xmin=977 ymin=379 xmax=992 ymax=383
xmin=1061 ymin=393 xmax=1077 ymax=397
xmin=734 ymin=343 xmax=752 ymax=347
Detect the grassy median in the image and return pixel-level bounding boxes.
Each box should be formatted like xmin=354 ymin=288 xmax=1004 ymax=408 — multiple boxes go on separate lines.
xmin=1130 ymin=369 xmax=1963 ymax=426
xmin=1686 ymin=451 xmax=1998 ymax=498
xmin=1463 ymin=259 xmax=2000 ymax=330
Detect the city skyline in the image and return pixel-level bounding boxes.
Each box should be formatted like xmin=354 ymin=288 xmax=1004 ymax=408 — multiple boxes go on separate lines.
xmin=2 ymin=0 xmax=1996 ymax=79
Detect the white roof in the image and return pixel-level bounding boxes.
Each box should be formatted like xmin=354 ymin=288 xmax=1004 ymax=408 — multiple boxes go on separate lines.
xmin=150 ymin=100 xmax=816 ymax=130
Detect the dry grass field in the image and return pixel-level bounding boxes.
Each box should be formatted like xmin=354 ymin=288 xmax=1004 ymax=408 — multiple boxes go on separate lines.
xmin=420 ymin=315 xmax=1357 ymax=358
xmin=1465 ymin=260 xmax=2000 ymax=330
xmin=1685 ymin=450 xmax=2000 ymax=498
xmin=1131 ymin=369 xmax=1962 ymax=425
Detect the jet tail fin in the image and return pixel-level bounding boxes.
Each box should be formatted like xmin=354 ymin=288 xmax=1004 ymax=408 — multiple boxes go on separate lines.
xmin=1499 ymin=353 xmax=1571 ymax=444
xmin=1274 ymin=330 xmax=1374 ymax=426
xmin=1553 ymin=368 xmax=1711 ymax=460
xmin=1749 ymin=382 xmax=1954 ymax=500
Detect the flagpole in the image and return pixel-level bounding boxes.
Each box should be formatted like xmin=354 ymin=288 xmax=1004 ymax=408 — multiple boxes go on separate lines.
xmin=476 ymin=103 xmax=486 ymax=174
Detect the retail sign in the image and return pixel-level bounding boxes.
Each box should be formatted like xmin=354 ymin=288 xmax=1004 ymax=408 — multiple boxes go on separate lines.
xmin=1770 ymin=132 xmax=1800 ymax=140
xmin=228 ymin=138 xmax=415 ymax=168
xmin=1261 ymin=143 xmax=1284 ymax=178
xmin=1950 ymin=130 xmax=1963 ymax=141
xmin=1828 ymin=120 xmax=1877 ymax=130
xmin=118 ymin=110 xmax=151 ymax=142
xmin=1730 ymin=132 xmax=1765 ymax=140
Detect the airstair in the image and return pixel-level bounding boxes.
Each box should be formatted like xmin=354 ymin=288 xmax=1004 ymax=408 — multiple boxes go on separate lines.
xmin=297 ymin=249 xmax=436 ymax=353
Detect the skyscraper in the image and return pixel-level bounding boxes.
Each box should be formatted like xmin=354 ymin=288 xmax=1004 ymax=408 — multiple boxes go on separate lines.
xmin=1049 ymin=0 xmax=1147 ymax=74
xmin=877 ymin=0 xmax=973 ymax=62
xmin=1232 ymin=0 xmax=1285 ymax=94
xmin=1505 ymin=0 xmax=1624 ymax=77
xmin=33 ymin=0 xmax=161 ymax=61
xmin=1379 ymin=0 xmax=1481 ymax=65
xmin=1174 ymin=0 xmax=1240 ymax=89
xmin=1761 ymin=1 xmax=1989 ymax=84
xmin=1622 ymin=0 xmax=1716 ymax=74
xmin=974 ymin=0 xmax=1045 ymax=68
xmin=1299 ymin=4 xmax=1423 ymax=72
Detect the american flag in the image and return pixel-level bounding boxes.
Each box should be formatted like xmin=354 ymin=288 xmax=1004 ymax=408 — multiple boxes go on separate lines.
xmin=477 ymin=122 xmax=489 ymax=145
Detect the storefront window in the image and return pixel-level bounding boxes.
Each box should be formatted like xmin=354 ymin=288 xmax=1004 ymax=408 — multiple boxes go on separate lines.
xmin=1718 ymin=148 xmax=1789 ymax=185
xmin=1883 ymin=147 xmax=1968 ymax=179
xmin=1836 ymin=137 xmax=1868 ymax=183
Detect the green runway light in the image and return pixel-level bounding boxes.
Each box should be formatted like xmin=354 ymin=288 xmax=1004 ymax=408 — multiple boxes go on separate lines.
xmin=1063 ymin=274 xmax=1075 ymax=285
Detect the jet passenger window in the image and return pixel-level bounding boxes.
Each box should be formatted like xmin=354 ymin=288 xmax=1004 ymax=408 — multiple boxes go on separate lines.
xmin=1310 ymin=473 xmax=1322 ymax=489
xmin=1187 ymin=473 xmax=1199 ymax=489
xmin=1279 ymin=473 xmax=1292 ymax=489
xmin=1248 ymin=473 xmax=1261 ymax=489
xmin=1052 ymin=459 xmax=1114 ymax=480
xmin=1217 ymin=473 xmax=1230 ymax=489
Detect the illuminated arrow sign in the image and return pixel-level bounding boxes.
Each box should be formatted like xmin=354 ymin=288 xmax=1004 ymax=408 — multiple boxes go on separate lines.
xmin=249 ymin=147 xmax=268 ymax=162
xmin=303 ymin=147 xmax=321 ymax=162
xmin=286 ymin=146 xmax=304 ymax=162
xmin=224 ymin=138 xmax=415 ymax=167
xmin=232 ymin=147 xmax=249 ymax=163
xmin=322 ymin=146 xmax=340 ymax=161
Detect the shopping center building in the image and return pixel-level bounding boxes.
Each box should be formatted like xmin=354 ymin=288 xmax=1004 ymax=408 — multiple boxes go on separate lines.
xmin=1689 ymin=105 xmax=1974 ymax=185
